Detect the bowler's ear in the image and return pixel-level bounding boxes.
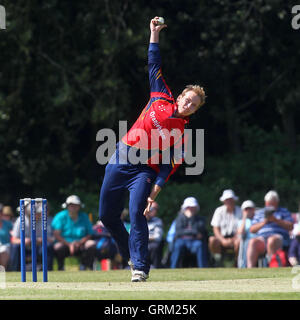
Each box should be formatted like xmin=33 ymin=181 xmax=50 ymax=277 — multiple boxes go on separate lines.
xmin=176 ymin=94 xmax=182 ymax=103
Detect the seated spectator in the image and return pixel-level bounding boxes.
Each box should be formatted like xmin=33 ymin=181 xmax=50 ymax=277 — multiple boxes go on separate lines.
xmin=146 ymin=201 xmax=164 ymax=268
xmin=120 ymin=208 xmax=131 ymax=269
xmin=288 ymin=236 xmax=300 ymax=266
xmin=10 ymin=200 xmax=54 ymax=271
xmin=121 ymin=208 xmax=131 ymax=233
xmin=247 ymin=190 xmax=293 ymax=268
xmin=209 ymin=189 xmax=242 ymax=266
xmin=288 ymin=209 xmax=300 ymax=266
xmin=237 ymin=200 xmax=257 ymax=268
xmin=52 ymin=195 xmax=96 ymax=270
xmin=0 ymin=204 xmax=12 ymax=269
xmin=170 ymin=197 xmax=207 ymax=268
xmin=161 ymin=218 xmax=177 ymax=268
xmin=93 ymin=220 xmax=122 ymax=269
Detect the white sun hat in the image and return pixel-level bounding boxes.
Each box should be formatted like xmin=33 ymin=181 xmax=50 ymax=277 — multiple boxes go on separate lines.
xmin=62 ymin=195 xmax=84 ymax=208
xmin=241 ymin=200 xmax=255 ymax=210
xmin=181 ymin=197 xmax=200 ymax=211
xmin=219 ymin=189 xmax=239 ymax=202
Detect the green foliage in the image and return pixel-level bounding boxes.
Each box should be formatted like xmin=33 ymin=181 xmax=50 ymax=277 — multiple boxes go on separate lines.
xmin=57 ymin=177 xmax=99 ymax=221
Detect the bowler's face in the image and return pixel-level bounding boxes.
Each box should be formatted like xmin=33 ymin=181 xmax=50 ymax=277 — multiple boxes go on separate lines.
xmin=176 ymin=91 xmax=201 ymax=117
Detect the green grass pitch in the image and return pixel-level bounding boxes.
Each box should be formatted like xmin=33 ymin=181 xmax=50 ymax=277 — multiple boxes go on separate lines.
xmin=1 ymin=267 xmax=299 ymax=300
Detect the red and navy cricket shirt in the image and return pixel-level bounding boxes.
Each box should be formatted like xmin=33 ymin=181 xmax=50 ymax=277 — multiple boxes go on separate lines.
xmin=121 ymin=43 xmax=189 ymax=187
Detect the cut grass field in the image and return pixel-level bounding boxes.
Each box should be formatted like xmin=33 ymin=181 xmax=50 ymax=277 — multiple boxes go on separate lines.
xmin=1 ymin=267 xmax=300 ymax=300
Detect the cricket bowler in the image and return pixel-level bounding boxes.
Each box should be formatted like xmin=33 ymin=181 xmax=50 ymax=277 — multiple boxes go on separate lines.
xmin=99 ymin=17 xmax=206 ymax=282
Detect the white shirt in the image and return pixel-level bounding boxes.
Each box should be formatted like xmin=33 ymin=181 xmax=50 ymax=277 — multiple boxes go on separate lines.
xmin=147 ymin=217 xmax=163 ymax=242
xmin=211 ymin=205 xmax=242 ymax=237
xmin=12 ymin=216 xmax=53 ymax=239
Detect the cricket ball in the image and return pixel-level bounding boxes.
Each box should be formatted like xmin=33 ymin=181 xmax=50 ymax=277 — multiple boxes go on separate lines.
xmin=157 ymin=17 xmax=165 ymax=25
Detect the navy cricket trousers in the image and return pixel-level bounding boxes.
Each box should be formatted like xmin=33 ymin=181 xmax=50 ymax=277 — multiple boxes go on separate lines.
xmin=99 ymin=155 xmax=157 ymax=274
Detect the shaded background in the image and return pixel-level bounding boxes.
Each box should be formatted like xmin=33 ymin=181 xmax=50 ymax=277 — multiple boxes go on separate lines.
xmin=0 ymin=0 xmax=299 ymax=230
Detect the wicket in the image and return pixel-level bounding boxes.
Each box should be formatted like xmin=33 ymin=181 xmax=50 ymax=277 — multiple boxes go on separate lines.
xmin=20 ymin=198 xmax=48 ymax=282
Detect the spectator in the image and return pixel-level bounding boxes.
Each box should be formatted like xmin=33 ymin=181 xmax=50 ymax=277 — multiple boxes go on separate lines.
xmin=170 ymin=197 xmax=207 ymax=268
xmin=93 ymin=220 xmax=122 ymax=269
xmin=146 ymin=201 xmax=164 ymax=268
xmin=247 ymin=190 xmax=293 ymax=267
xmin=288 ymin=209 xmax=300 ymax=266
xmin=209 ymin=189 xmax=242 ymax=266
xmin=52 ymin=195 xmax=96 ymax=270
xmin=2 ymin=206 xmax=15 ymax=224
xmin=161 ymin=218 xmax=177 ymax=268
xmin=166 ymin=220 xmax=177 ymax=249
xmin=237 ymin=200 xmax=257 ymax=268
xmin=120 ymin=208 xmax=131 ymax=269
xmin=10 ymin=200 xmax=54 ymax=271
xmin=0 ymin=204 xmax=12 ymax=269
xmin=288 ymin=232 xmax=300 ymax=266
xmin=121 ymin=208 xmax=131 ymax=233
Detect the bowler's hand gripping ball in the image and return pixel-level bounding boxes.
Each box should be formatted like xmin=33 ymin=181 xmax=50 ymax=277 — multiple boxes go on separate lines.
xmin=157 ymin=17 xmax=165 ymax=25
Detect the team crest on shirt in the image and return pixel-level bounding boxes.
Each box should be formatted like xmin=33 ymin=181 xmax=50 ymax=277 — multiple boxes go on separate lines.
xmin=158 ymin=105 xmax=166 ymax=112
xmin=147 ymin=178 xmax=151 ymax=183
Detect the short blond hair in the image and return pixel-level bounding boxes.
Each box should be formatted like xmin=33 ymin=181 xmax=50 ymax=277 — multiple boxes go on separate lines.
xmin=182 ymin=85 xmax=206 ymax=108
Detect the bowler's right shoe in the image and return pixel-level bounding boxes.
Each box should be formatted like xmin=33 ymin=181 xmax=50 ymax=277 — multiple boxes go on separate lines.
xmin=131 ymin=269 xmax=149 ymax=282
